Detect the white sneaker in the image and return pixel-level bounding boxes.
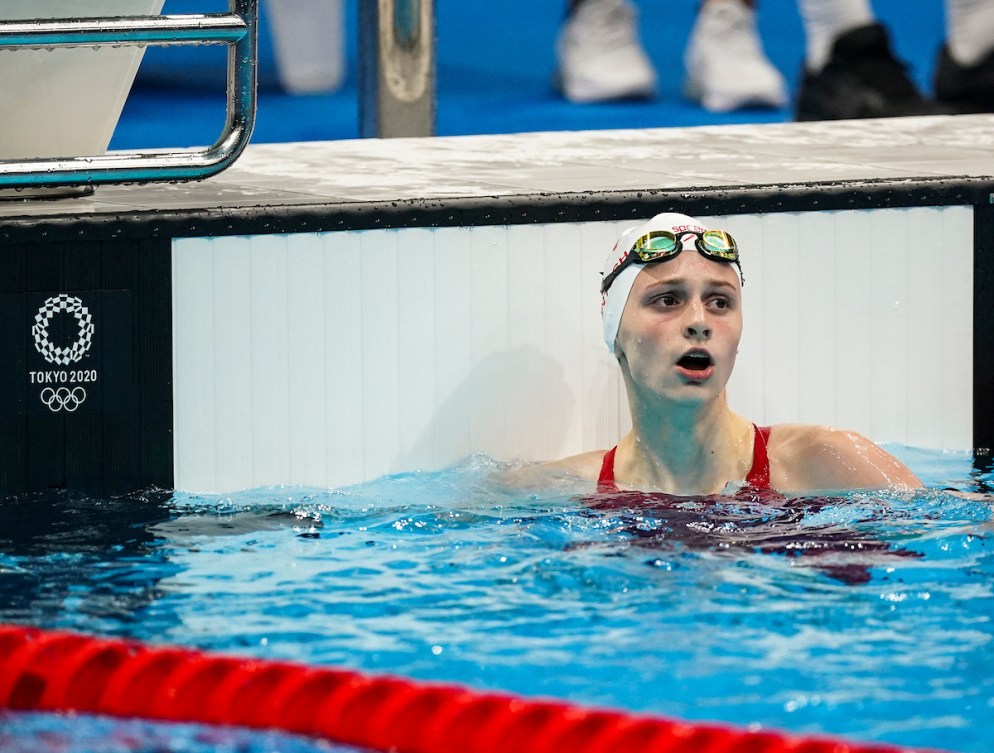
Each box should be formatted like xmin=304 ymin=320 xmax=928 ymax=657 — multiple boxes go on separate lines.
xmin=556 ymin=0 xmax=657 ymax=103
xmin=683 ymin=0 xmax=788 ymax=112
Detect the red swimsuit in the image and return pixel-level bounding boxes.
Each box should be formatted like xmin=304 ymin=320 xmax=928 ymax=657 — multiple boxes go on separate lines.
xmin=597 ymin=425 xmax=772 ymax=493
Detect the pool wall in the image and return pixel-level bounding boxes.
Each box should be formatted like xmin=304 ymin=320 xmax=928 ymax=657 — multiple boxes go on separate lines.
xmin=173 ymin=207 xmax=973 ymax=492
xmin=1 ymin=117 xmax=993 ymax=495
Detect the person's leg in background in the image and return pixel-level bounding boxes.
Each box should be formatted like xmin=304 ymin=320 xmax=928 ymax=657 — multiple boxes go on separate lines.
xmin=794 ymin=0 xmax=947 ymax=120
xmin=684 ymin=0 xmax=788 ymax=112
xmin=265 ymin=0 xmax=346 ymax=94
xmin=935 ymin=0 xmax=994 ymax=111
xmin=555 ymin=0 xmax=657 ymax=103
xmin=556 ymin=0 xmax=786 ymax=112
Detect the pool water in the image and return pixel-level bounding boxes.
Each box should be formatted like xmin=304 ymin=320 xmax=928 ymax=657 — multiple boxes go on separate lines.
xmin=0 ymin=446 xmax=992 ymax=753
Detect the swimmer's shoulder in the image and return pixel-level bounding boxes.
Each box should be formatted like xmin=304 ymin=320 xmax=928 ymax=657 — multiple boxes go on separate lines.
xmin=492 ymin=450 xmax=607 ymax=491
xmin=766 ymin=423 xmax=922 ymax=492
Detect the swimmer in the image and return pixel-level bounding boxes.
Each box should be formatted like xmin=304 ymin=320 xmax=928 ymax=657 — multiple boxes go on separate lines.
xmin=506 ymin=212 xmax=923 ymax=496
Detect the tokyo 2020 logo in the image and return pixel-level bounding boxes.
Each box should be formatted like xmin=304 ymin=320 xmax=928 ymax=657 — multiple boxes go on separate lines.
xmin=31 ymin=294 xmax=96 ymax=413
xmin=32 ymin=294 xmax=94 ymax=366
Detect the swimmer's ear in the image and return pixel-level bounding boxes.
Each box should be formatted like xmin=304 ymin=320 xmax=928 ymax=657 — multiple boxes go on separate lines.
xmin=615 ymin=349 xmax=630 ymax=371
xmin=612 ymin=330 xmax=629 ymax=362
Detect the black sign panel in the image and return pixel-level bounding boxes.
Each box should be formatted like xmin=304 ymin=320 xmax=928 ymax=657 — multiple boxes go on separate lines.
xmin=0 ymin=239 xmax=172 ymax=497
xmin=0 ymin=290 xmax=135 ymax=420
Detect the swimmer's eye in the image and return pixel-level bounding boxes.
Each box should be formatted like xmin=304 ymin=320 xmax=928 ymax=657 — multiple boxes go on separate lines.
xmin=652 ymin=293 xmax=681 ymax=307
xmin=708 ymin=296 xmax=734 ymax=311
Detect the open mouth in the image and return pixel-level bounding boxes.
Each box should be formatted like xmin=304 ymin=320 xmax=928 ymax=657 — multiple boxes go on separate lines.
xmin=677 ymin=350 xmax=713 ymax=371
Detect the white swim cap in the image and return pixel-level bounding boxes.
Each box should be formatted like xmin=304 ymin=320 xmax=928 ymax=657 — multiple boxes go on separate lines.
xmin=600 ymin=212 xmax=714 ymax=356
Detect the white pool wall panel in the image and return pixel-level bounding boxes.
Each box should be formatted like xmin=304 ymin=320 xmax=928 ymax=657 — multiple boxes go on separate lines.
xmin=173 ymin=206 xmax=973 ymax=493
xmin=728 ymin=206 xmax=972 ymax=451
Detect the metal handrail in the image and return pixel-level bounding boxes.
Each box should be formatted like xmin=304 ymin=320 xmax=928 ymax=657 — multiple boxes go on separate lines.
xmin=0 ymin=0 xmax=257 ymax=190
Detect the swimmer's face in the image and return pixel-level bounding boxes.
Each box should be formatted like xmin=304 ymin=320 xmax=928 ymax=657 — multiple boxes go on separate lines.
xmin=615 ymin=250 xmax=742 ymax=405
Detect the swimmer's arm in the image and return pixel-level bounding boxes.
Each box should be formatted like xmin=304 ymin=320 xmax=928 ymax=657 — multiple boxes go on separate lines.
xmin=772 ymin=425 xmax=923 ymax=493
xmin=491 ymin=451 xmax=606 ymax=492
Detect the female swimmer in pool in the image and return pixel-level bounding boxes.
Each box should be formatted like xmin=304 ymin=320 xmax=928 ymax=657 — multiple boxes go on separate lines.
xmin=511 ymin=212 xmax=922 ymax=496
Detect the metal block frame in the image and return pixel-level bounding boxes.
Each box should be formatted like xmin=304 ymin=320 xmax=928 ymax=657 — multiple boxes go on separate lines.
xmin=0 ymin=0 xmax=257 ymax=189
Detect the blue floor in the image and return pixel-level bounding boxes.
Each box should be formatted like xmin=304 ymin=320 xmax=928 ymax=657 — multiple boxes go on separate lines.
xmin=111 ymin=0 xmax=949 ymax=150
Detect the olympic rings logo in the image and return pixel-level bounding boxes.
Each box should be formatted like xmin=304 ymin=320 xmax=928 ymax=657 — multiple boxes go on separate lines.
xmin=40 ymin=387 xmax=87 ymax=413
xmin=33 ymin=294 xmax=94 ymax=366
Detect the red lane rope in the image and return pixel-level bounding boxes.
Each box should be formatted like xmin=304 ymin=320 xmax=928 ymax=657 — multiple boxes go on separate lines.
xmin=0 ymin=624 xmax=942 ymax=753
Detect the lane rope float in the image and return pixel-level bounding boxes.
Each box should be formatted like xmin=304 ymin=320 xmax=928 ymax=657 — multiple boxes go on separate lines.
xmin=0 ymin=624 xmax=943 ymax=753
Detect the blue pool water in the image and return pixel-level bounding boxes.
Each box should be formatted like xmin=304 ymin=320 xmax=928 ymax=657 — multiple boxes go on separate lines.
xmin=0 ymin=446 xmax=992 ymax=753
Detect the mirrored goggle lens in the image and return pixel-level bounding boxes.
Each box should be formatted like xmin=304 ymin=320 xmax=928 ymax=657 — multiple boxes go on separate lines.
xmin=632 ymin=231 xmax=680 ymax=261
xmin=699 ymin=230 xmax=738 ymax=260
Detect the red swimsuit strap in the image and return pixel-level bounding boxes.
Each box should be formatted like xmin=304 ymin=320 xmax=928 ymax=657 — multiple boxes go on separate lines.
xmin=745 ymin=425 xmax=772 ymax=489
xmin=597 ymin=425 xmax=773 ymax=493
xmin=597 ymin=446 xmax=619 ymax=493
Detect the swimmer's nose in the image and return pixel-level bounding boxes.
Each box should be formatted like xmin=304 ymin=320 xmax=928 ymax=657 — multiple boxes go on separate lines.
xmin=683 ymin=301 xmax=711 ymax=340
xmin=685 ymin=322 xmax=712 ymax=340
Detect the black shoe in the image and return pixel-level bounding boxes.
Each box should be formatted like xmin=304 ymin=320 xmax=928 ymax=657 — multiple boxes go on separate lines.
xmin=796 ymin=23 xmax=949 ymax=121
xmin=935 ymin=45 xmax=994 ymax=113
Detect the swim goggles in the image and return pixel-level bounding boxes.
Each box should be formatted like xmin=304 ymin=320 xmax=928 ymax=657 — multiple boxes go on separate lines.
xmin=600 ymin=229 xmax=742 ymax=294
